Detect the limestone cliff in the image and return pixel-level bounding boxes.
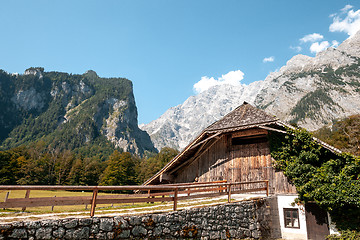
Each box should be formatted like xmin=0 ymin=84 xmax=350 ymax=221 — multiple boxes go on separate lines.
xmin=0 ymin=68 xmax=156 ymax=156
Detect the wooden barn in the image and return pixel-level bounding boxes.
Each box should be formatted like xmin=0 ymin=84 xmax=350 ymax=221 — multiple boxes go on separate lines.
xmin=143 ymin=102 xmax=341 ymax=240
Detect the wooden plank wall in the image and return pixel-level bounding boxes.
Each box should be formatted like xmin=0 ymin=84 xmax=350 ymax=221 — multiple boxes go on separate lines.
xmin=174 ymin=130 xmax=297 ymax=194
xmin=175 ymin=135 xmax=228 ymax=183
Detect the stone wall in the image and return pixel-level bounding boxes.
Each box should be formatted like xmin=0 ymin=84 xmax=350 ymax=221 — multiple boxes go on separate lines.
xmin=0 ymin=198 xmax=272 ymax=239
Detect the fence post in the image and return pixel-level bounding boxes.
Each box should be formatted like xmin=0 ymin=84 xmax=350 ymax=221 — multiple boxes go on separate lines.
xmin=22 ymin=190 xmax=31 ymax=212
xmin=3 ymin=191 xmax=10 ymax=210
xmin=173 ymin=188 xmax=178 ymax=211
xmin=90 ymin=189 xmax=98 ymax=217
xmin=227 ymin=183 xmax=232 ymax=203
xmin=51 ymin=195 xmax=56 ymax=211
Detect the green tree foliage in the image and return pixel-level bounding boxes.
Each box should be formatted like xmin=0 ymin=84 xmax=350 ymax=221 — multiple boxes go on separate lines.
xmin=315 ymin=114 xmax=360 ymax=156
xmin=67 ymin=157 xmax=105 ymax=186
xmin=137 ymin=147 xmax=179 ymax=183
xmin=100 ymin=151 xmax=139 ymax=186
xmin=270 ymin=128 xmax=360 ymax=231
xmin=0 ymin=144 xmax=106 ymax=186
xmin=0 ymin=150 xmax=21 ymax=184
xmin=0 ymin=68 xmax=139 ymax=156
xmin=327 ymin=229 xmax=360 ymax=239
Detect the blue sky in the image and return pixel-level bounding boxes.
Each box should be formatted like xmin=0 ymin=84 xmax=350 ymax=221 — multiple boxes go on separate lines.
xmin=1 ymin=1 xmax=359 ymax=124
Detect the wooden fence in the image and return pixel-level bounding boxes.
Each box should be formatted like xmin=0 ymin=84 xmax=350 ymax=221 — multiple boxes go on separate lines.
xmin=0 ymin=180 xmax=269 ymax=217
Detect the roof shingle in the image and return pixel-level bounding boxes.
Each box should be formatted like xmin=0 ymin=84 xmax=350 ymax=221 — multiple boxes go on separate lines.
xmin=205 ymin=102 xmax=278 ymax=132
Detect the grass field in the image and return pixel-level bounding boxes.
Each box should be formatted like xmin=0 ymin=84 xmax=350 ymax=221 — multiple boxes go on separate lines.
xmin=0 ymin=189 xmax=237 ymax=222
xmin=0 ymin=189 xmax=143 ymax=214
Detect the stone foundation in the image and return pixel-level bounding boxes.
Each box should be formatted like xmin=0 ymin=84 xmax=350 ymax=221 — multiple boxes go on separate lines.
xmin=0 ymin=198 xmax=272 ymax=239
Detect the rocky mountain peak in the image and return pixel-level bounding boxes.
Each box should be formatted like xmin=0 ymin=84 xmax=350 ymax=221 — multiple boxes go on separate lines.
xmin=1 ymin=69 xmax=156 ymax=156
xmin=24 ymin=67 xmax=44 ymax=78
xmin=337 ymin=30 xmax=360 ymax=58
xmin=83 ymin=70 xmax=99 ymax=80
xmin=142 ymin=30 xmax=360 ymax=151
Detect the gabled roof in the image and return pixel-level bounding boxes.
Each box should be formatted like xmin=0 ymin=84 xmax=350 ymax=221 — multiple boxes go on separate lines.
xmin=143 ymin=102 xmax=342 ymax=186
xmin=205 ymin=102 xmax=278 ymax=132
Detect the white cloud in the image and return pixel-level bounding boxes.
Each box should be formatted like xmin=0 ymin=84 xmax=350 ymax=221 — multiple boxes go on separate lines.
xmin=193 ymin=70 xmax=244 ymax=94
xmin=331 ymin=40 xmax=339 ymax=48
xmin=329 ymin=6 xmax=360 ymax=37
xmin=310 ymin=41 xmax=330 ymax=53
xmin=341 ymin=4 xmax=353 ymax=13
xmin=290 ymin=46 xmax=302 ymax=52
xmin=300 ymin=33 xmax=324 ymax=43
xmin=263 ymin=56 xmax=275 ymax=63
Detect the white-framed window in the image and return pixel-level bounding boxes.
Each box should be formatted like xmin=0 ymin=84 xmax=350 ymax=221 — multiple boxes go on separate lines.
xmin=283 ymin=208 xmax=300 ymax=228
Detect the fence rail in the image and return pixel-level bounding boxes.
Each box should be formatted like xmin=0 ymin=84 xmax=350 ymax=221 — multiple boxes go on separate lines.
xmin=0 ymin=180 xmax=269 ymax=217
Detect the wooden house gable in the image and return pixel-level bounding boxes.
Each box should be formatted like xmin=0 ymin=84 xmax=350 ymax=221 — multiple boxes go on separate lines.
xmin=143 ymin=102 xmax=341 ymax=195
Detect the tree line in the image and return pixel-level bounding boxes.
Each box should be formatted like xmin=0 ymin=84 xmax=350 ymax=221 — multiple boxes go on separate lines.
xmin=0 ymin=143 xmax=178 ymax=186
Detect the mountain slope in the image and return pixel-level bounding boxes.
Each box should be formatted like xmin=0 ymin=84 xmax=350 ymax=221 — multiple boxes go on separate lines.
xmin=142 ymin=31 xmax=360 ymax=151
xmin=0 ymin=68 xmax=156 ymax=156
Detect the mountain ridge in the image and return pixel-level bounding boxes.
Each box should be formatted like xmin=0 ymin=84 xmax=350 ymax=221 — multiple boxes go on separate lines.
xmin=0 ymin=68 xmax=156 ymax=156
xmin=142 ymin=31 xmax=360 ymax=151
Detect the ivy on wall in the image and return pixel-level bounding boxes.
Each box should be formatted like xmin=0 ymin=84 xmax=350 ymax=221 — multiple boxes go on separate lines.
xmin=269 ymin=128 xmax=360 ymax=231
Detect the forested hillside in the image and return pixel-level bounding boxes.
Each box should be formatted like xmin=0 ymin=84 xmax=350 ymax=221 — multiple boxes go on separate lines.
xmin=0 ymin=67 xmax=155 ymax=156
xmin=0 ymin=144 xmax=178 ymax=186
xmin=0 ymin=67 xmax=165 ymax=186
xmin=315 ymin=114 xmax=360 ymax=156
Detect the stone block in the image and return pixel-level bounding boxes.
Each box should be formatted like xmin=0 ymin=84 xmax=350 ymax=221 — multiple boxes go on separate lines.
xmin=252 ymin=230 xmax=260 ymax=239
xmin=99 ymin=218 xmax=114 ymax=232
xmin=24 ymin=221 xmax=41 ymax=229
xmin=153 ymin=226 xmax=162 ymax=236
xmin=132 ymin=225 xmax=147 ymax=237
xmin=9 ymin=229 xmax=27 ymax=239
xmin=79 ymin=218 xmax=92 ymax=226
xmin=107 ymin=232 xmax=114 ymax=239
xmin=64 ymin=219 xmax=78 ymax=229
xmin=64 ymin=229 xmax=75 ymax=240
xmin=0 ymin=224 xmax=12 ymax=230
xmin=209 ymin=231 xmax=220 ymax=240
xmin=95 ymin=232 xmax=107 ymax=240
xmin=163 ymin=227 xmax=171 ymax=234
xmin=128 ymin=216 xmax=141 ymax=226
xmin=40 ymin=220 xmax=54 ymax=227
xmin=73 ymin=227 xmax=90 ymax=239
xmin=229 ymin=229 xmax=236 ymax=238
xmin=35 ymin=227 xmax=53 ymax=240
xmin=118 ymin=229 xmax=130 ymax=239
xmin=53 ymin=227 xmax=65 ymax=238
xmin=90 ymin=224 xmax=99 ymax=234
xmin=115 ymin=217 xmax=129 ymax=229
xmin=12 ymin=222 xmax=23 ymax=228
xmin=28 ymin=228 xmax=36 ymax=236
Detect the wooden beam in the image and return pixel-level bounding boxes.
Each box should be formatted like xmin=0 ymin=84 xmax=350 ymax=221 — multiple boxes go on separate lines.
xmin=190 ymin=132 xmax=221 ymax=150
xmin=22 ymin=190 xmax=30 ymax=212
xmin=232 ymin=128 xmax=268 ymax=138
xmin=258 ymin=125 xmax=287 ymax=134
xmin=168 ymin=137 xmax=221 ymax=175
xmin=160 ymin=173 xmax=174 ymax=183
xmin=231 ymin=187 xmax=267 ymax=194
xmin=90 ymin=190 xmax=98 ymax=217
xmin=173 ymin=188 xmax=178 ymax=211
xmin=142 ymin=131 xmax=208 ymax=186
xmin=227 ymin=184 xmax=232 ymax=203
